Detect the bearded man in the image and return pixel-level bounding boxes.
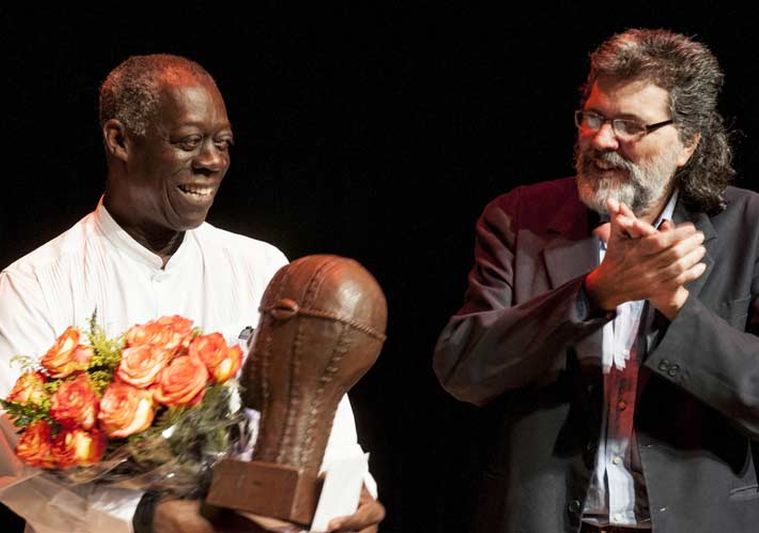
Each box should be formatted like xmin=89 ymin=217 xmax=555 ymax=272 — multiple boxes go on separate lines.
xmin=434 ymin=29 xmax=759 ymax=532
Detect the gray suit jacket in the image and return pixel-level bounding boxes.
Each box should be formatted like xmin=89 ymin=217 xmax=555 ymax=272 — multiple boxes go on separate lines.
xmin=434 ymin=177 xmax=759 ymax=532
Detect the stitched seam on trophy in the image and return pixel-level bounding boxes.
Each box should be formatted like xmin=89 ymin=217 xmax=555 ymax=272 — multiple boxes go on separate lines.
xmin=263 ymin=267 xmax=290 ymax=462
xmin=302 ymin=320 xmax=351 ymax=467
xmin=278 ymin=263 xmax=304 ymax=464
xmin=288 ymin=307 xmax=386 ymax=341
xmin=279 ymin=258 xmax=333 ymax=465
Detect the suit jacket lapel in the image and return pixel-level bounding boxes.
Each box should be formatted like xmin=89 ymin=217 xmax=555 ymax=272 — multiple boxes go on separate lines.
xmin=543 ymin=185 xmax=599 ymax=289
xmin=541 ymin=183 xmax=602 ymax=366
xmin=672 ymin=200 xmax=717 ymax=299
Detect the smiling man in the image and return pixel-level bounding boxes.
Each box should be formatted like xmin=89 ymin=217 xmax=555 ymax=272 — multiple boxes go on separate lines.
xmin=0 ymin=55 xmax=383 ymax=533
xmin=100 ymin=60 xmax=236 ymax=264
xmin=435 ymin=30 xmax=759 ymax=532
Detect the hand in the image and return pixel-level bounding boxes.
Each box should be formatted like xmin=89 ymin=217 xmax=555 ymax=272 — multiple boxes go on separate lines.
xmin=153 ymin=499 xmax=216 ymax=533
xmin=607 ymin=205 xmax=696 ymax=318
xmin=326 ymin=486 xmax=385 ymax=533
xmin=585 ymin=199 xmax=707 ymax=319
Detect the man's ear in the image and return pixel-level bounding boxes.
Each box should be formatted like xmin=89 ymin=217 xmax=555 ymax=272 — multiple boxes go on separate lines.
xmin=103 ymin=119 xmax=129 ymax=162
xmin=676 ymin=132 xmax=701 ymax=168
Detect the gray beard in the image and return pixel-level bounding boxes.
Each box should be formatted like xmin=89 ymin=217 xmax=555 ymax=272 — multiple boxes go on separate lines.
xmin=575 ymin=143 xmax=680 ymax=216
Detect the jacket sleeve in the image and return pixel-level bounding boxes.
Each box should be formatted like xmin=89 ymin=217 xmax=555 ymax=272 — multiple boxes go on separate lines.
xmin=0 ymin=269 xmax=143 ymax=533
xmin=433 ymin=192 xmax=610 ymax=406
xmin=643 ymin=289 xmax=759 ymax=439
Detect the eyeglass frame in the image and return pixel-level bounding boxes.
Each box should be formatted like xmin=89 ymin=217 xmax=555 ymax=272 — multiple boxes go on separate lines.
xmin=574 ymin=109 xmax=674 ymax=141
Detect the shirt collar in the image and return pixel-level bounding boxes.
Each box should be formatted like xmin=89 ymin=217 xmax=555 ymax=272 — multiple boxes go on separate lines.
xmin=93 ymin=196 xmax=196 ymax=271
xmin=655 ymin=189 xmax=679 ymax=228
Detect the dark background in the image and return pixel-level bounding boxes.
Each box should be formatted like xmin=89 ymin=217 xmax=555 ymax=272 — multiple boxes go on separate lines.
xmin=1 ymin=3 xmax=757 ymax=532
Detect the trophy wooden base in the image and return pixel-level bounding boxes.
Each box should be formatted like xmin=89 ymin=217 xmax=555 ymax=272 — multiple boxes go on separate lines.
xmin=205 ymin=459 xmax=321 ymax=526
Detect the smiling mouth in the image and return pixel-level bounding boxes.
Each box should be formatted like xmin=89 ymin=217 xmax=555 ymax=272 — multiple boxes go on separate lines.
xmin=177 ymin=184 xmax=214 ymax=197
xmin=593 ymin=159 xmax=618 ymax=171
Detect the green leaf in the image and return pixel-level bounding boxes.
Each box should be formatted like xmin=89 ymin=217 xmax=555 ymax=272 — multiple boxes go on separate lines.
xmin=85 ymin=310 xmax=123 ymax=372
xmin=0 ymin=399 xmax=52 ymax=428
xmin=8 ymin=355 xmax=39 ymax=373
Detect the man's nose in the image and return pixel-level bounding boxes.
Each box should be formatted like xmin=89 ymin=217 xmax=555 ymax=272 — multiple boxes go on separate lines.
xmin=590 ymin=122 xmax=620 ymax=151
xmin=192 ymin=141 xmax=228 ymax=173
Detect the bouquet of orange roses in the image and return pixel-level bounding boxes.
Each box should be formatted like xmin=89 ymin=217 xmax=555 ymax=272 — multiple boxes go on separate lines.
xmin=0 ymin=314 xmax=253 ymax=496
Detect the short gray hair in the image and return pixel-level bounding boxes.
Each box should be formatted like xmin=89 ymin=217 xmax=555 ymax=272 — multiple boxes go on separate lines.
xmin=99 ymin=54 xmax=214 ymax=137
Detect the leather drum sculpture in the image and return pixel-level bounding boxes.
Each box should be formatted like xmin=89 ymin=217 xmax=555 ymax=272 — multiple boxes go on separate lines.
xmin=205 ymin=255 xmax=387 ymax=525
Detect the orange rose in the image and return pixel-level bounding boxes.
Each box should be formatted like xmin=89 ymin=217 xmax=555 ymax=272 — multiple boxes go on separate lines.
xmin=125 ymin=315 xmax=193 ymax=353
xmin=98 ymin=383 xmax=155 ymax=438
xmin=7 ymin=372 xmax=48 ymax=406
xmin=16 ymin=420 xmax=56 ymax=469
xmin=153 ymin=355 xmax=208 ymax=407
xmin=50 ymin=374 xmax=99 ymax=430
xmin=155 ymin=315 xmax=194 ymax=333
xmin=117 ymin=344 xmax=172 ymax=388
xmin=41 ymin=327 xmax=93 ymax=378
xmin=51 ymin=428 xmax=107 ymax=468
xmin=189 ymin=333 xmax=243 ymax=383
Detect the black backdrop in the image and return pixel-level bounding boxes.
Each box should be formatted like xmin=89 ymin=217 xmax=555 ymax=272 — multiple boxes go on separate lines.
xmin=2 ymin=4 xmax=757 ymax=532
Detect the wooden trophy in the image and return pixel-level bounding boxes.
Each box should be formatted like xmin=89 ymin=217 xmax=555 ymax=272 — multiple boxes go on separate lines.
xmin=205 ymin=255 xmax=387 ymax=528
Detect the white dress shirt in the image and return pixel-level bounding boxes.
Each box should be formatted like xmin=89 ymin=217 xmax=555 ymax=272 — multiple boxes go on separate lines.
xmin=0 ymin=200 xmax=371 ymax=533
xmin=583 ymin=192 xmax=678 ymax=529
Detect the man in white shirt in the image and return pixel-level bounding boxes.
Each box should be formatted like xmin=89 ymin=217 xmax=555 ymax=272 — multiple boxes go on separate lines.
xmin=0 ymin=54 xmax=383 ymax=533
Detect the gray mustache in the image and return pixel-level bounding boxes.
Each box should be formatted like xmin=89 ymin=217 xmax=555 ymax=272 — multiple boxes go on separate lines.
xmin=581 ymin=150 xmax=634 ymax=172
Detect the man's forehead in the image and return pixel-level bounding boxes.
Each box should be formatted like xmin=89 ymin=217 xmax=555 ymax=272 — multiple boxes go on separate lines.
xmin=158 ymin=66 xmax=206 ymax=85
xmin=149 ymin=75 xmax=230 ymax=128
xmin=161 ymin=81 xmax=222 ymax=105
xmin=157 ymin=71 xmax=219 ymax=99
xmin=586 ymin=77 xmax=671 ymax=117
xmin=594 ymin=75 xmax=667 ymax=93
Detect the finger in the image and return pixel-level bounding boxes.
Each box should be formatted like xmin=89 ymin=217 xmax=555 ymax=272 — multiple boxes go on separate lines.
xmin=656 ymin=261 xmax=708 ymax=289
xmin=652 ymin=231 xmax=706 ymax=267
xmin=609 ymin=212 xmax=641 ymax=240
xmin=656 ymin=244 xmax=707 ymax=281
xmin=608 ymin=208 xmax=656 ymax=240
xmin=673 ymin=261 xmax=708 ymax=286
xmin=327 ymin=500 xmax=385 ymax=532
xmin=626 ymin=217 xmax=657 ymax=237
xmin=639 ymin=225 xmax=700 ymax=254
xmin=607 ymin=197 xmax=621 ymax=216
xmin=617 ymin=201 xmax=636 ymax=220
xmin=659 ymin=219 xmax=674 ymax=231
xmin=616 ymin=202 xmax=658 ymax=237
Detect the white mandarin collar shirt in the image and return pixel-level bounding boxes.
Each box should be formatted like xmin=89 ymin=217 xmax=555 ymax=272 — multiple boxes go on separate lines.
xmin=0 ymin=200 xmax=372 ymax=533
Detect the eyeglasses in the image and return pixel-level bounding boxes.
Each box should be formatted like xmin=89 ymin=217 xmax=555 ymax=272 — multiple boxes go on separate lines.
xmin=574 ymin=110 xmax=674 ymax=142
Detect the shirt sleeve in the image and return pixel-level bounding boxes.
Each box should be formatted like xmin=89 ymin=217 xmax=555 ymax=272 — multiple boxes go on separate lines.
xmin=0 ymin=269 xmax=143 ymax=533
xmin=320 ymin=395 xmax=377 ymax=499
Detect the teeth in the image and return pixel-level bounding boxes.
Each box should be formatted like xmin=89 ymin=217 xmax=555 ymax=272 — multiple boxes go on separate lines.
xmin=594 ymin=160 xmax=620 ymax=171
xmin=179 ymin=184 xmax=213 ymax=196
